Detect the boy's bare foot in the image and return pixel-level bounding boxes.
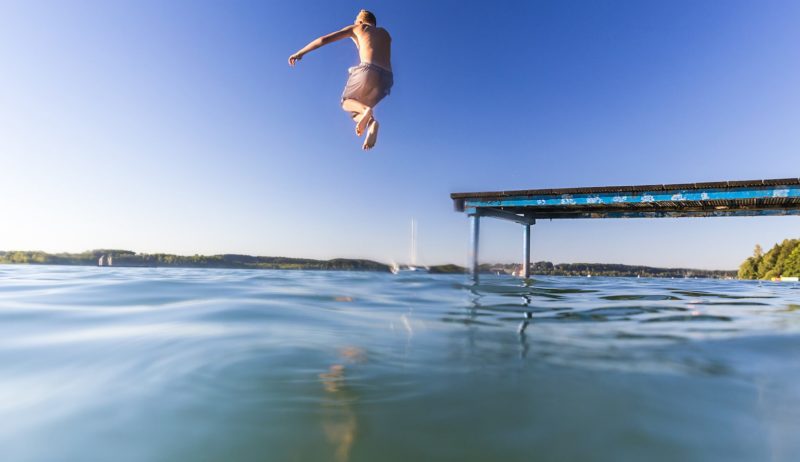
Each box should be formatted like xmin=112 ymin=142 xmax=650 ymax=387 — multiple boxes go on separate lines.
xmin=355 ymin=108 xmax=372 ymax=137
xmin=363 ymin=119 xmax=379 ymax=150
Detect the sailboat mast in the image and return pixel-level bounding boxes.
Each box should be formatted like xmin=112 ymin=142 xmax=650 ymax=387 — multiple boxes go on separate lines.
xmin=410 ymin=218 xmax=417 ymax=267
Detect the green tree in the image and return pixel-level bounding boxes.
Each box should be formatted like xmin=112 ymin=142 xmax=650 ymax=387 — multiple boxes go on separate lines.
xmin=757 ymin=244 xmax=781 ymax=279
xmin=784 ymin=245 xmax=800 ymax=277
xmin=739 ymin=245 xmax=765 ymax=279
xmin=774 ymin=239 xmax=799 ymax=276
xmin=738 ymin=257 xmax=759 ymax=279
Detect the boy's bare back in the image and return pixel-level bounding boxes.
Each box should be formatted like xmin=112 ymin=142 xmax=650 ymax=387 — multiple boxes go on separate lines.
xmin=351 ymin=24 xmax=392 ymax=71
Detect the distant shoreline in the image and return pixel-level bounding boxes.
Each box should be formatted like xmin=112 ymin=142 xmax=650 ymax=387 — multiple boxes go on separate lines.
xmin=469 ymin=262 xmax=737 ymax=279
xmin=0 ymin=250 xmax=390 ymax=272
xmin=0 ymin=250 xmax=738 ymax=278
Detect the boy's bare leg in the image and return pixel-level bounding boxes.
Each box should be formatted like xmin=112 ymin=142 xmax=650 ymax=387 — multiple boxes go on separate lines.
xmin=341 ymin=98 xmax=373 ymax=136
xmin=363 ymin=119 xmax=379 ymax=150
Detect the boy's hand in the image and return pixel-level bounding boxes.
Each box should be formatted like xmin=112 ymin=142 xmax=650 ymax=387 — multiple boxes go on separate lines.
xmin=288 ymin=53 xmax=302 ymax=67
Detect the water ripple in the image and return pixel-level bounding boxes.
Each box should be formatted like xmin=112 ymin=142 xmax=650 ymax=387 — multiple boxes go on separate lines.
xmin=1 ymin=265 xmax=799 ymax=461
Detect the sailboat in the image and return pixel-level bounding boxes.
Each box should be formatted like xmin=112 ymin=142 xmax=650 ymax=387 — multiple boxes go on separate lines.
xmin=393 ymin=219 xmax=428 ymax=273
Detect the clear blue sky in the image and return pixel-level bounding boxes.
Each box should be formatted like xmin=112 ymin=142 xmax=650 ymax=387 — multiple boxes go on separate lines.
xmin=1 ymin=0 xmax=798 ymax=269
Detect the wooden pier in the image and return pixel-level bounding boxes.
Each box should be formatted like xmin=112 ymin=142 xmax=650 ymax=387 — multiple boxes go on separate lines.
xmin=451 ymin=178 xmax=800 ymax=278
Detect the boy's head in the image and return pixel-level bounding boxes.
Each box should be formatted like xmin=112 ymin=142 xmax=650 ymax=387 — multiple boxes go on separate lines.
xmin=355 ymin=9 xmax=376 ymax=26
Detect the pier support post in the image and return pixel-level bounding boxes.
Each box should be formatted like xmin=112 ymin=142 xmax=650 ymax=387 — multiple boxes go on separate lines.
xmin=469 ymin=214 xmax=480 ymax=280
xmin=523 ymin=223 xmax=531 ymax=278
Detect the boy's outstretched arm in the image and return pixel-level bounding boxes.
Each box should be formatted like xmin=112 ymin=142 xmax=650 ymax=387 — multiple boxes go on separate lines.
xmin=288 ymin=25 xmax=356 ymax=66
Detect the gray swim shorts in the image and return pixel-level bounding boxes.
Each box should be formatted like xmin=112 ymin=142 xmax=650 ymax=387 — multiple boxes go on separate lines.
xmin=341 ymin=62 xmax=394 ymax=108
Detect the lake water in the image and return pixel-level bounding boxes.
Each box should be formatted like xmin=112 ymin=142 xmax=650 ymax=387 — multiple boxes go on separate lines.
xmin=1 ymin=264 xmax=799 ymax=462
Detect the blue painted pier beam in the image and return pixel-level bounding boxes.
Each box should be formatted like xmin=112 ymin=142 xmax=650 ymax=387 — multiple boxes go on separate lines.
xmin=452 ymin=178 xmax=800 ymax=279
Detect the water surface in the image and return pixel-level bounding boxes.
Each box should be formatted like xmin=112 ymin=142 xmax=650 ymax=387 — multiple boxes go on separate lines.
xmin=1 ymin=265 xmax=799 ymax=461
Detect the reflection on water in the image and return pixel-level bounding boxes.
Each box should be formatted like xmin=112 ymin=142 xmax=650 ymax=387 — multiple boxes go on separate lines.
xmin=1 ymin=265 xmax=799 ymax=461
xmin=319 ymin=347 xmax=366 ymax=462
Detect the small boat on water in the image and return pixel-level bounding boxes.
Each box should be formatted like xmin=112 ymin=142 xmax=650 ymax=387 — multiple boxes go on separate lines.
xmin=771 ymin=276 xmax=799 ymax=282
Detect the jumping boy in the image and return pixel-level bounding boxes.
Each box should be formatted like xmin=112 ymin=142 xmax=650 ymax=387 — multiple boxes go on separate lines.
xmin=288 ymin=10 xmax=393 ymax=150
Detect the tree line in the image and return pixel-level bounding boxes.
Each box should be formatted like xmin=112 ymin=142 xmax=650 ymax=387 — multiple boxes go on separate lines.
xmin=0 ymin=250 xmax=390 ymax=272
xmin=429 ymin=261 xmax=736 ymax=278
xmin=738 ymin=239 xmax=800 ymax=279
xmin=523 ymin=262 xmax=735 ymax=278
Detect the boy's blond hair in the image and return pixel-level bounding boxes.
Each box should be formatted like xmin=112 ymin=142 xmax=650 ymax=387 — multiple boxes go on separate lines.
xmin=357 ymin=9 xmax=376 ymax=26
